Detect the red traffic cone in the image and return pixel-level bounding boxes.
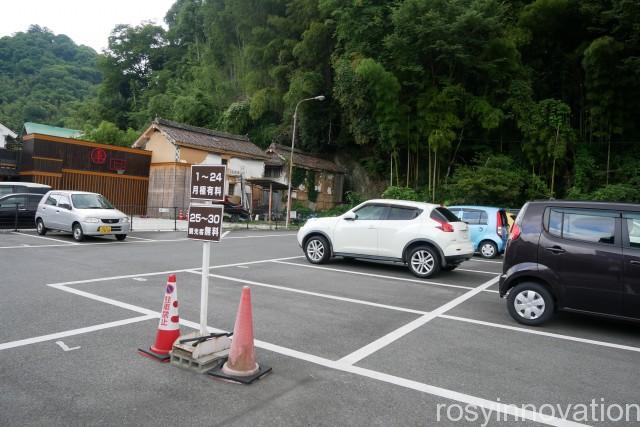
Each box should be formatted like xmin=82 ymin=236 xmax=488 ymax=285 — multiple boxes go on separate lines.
xmin=178 ymin=209 xmax=185 ymax=220
xmin=138 ymin=274 xmax=180 ymax=361
xmin=208 ymin=286 xmax=271 ymax=384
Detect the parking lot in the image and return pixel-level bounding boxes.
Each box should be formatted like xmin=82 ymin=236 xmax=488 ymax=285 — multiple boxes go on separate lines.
xmin=1 ymin=229 xmax=639 ymax=426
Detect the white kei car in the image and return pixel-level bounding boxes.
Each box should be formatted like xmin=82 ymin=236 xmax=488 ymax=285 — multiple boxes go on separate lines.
xmin=297 ymin=199 xmax=474 ymax=278
xmin=36 ymin=191 xmax=130 ymax=241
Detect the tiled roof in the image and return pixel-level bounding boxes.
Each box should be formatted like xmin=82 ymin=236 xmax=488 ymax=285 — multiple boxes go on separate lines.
xmin=266 ymin=143 xmax=345 ymax=174
xmin=151 ymin=118 xmax=267 ymax=159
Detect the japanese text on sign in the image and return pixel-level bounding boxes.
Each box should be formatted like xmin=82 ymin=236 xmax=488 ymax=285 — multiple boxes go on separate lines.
xmin=160 ymin=294 xmax=171 ymax=327
xmin=191 ymin=165 xmax=226 ymax=201
xmin=187 ymin=204 xmax=224 ymax=242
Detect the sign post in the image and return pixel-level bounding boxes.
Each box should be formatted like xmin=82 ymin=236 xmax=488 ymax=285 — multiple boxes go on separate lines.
xmin=188 ymin=165 xmax=226 ymax=336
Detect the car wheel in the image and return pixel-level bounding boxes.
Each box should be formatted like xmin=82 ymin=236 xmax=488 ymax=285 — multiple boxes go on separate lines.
xmin=479 ymin=240 xmax=498 ymax=258
xmin=72 ymin=223 xmax=84 ymax=242
xmin=441 ymin=264 xmax=458 ymax=272
xmin=507 ymin=282 xmax=555 ymax=326
xmin=408 ymin=246 xmax=440 ymax=278
xmin=115 ymin=234 xmax=127 ymax=241
xmin=36 ymin=219 xmax=47 ymax=235
xmin=304 ymin=235 xmax=330 ymax=264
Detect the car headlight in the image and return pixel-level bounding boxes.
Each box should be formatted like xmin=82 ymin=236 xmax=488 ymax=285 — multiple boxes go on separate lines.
xmin=121 ymin=217 xmax=129 ymax=223
xmin=84 ymin=217 xmax=100 ymax=223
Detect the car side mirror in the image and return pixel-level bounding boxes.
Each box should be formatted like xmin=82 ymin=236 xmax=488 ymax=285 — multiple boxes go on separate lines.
xmin=59 ymin=203 xmax=71 ymax=210
xmin=343 ymin=212 xmax=356 ymax=221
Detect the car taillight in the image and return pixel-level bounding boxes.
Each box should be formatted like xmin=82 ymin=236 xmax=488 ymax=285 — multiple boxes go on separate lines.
xmin=435 ymin=220 xmax=454 ymax=232
xmin=509 ymin=223 xmax=521 ymax=241
xmin=497 ymin=211 xmax=503 ymax=237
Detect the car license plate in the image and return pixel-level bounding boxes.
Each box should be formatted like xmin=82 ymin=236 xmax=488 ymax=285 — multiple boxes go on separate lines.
xmin=98 ymin=226 xmax=111 ymax=233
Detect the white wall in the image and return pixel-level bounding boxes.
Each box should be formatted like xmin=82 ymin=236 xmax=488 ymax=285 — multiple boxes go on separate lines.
xmin=0 ymin=123 xmax=17 ymax=149
xmin=201 ymin=153 xmax=222 ymax=165
xmin=228 ymin=157 xmax=264 ymax=179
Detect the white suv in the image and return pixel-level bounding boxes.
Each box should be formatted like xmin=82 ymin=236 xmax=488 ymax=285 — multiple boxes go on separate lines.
xmin=297 ymin=199 xmax=473 ymax=278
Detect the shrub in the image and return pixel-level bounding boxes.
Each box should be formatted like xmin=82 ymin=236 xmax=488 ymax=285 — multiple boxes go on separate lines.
xmin=381 ymin=186 xmax=420 ymax=201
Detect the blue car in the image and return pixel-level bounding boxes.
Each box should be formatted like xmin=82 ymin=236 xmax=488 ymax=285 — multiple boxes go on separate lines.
xmin=447 ymin=206 xmax=509 ymax=258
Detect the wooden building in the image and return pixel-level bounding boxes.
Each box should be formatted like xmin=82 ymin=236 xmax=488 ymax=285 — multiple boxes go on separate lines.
xmin=265 ymin=143 xmax=345 ymax=210
xmin=133 ymin=118 xmax=268 ymax=215
xmin=19 ymin=133 xmax=151 ymax=212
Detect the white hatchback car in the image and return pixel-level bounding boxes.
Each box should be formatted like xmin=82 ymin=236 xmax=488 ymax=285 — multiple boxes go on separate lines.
xmin=297 ymin=199 xmax=474 ymax=278
xmin=36 ymin=191 xmax=130 ymax=241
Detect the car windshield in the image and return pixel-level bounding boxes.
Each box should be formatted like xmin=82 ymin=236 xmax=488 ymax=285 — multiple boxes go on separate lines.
xmin=71 ymin=194 xmax=115 ymax=209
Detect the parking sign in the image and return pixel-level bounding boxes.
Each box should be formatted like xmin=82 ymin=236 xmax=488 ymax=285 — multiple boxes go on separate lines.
xmin=187 ymin=205 xmax=224 ymax=242
xmin=191 ymin=165 xmax=226 ymax=202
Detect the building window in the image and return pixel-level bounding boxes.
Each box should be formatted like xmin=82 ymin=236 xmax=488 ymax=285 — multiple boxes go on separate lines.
xmin=265 ymin=166 xmax=282 ymax=178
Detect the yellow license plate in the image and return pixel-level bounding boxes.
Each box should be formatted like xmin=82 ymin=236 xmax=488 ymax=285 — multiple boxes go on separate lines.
xmin=98 ymin=226 xmax=111 ymax=233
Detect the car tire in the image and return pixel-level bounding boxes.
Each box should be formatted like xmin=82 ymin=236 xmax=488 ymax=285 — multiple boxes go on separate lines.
xmin=72 ymin=223 xmax=85 ymax=242
xmin=36 ymin=219 xmax=47 ymax=235
xmin=441 ymin=264 xmax=458 ymax=272
xmin=479 ymin=240 xmax=498 ymax=259
xmin=115 ymin=234 xmax=127 ymax=241
xmin=507 ymin=282 xmax=555 ymax=326
xmin=304 ymin=235 xmax=330 ymax=264
xmin=407 ymin=246 xmax=441 ymax=278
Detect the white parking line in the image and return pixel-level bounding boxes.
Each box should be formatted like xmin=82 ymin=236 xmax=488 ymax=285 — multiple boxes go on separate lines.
xmin=273 ymin=260 xmax=477 ymax=291
xmin=44 ymin=281 xmax=580 ymax=427
xmin=273 ymin=260 xmax=500 ymax=293
xmin=48 ymin=283 xmax=159 ymax=315
xmin=467 ymin=258 xmax=503 ymax=264
xmin=0 ymin=314 xmax=156 ymax=351
xmin=46 ymin=255 xmax=305 ymax=287
xmin=0 ymin=233 xmax=294 ymax=249
xmin=186 ymin=270 xmax=428 ymax=315
xmin=178 ymin=318 xmax=583 ymax=426
xmin=456 ymin=267 xmax=499 ymax=275
xmin=224 ymin=233 xmax=297 ymax=239
xmin=343 ymin=365 xmax=586 ymax=427
xmin=12 ymin=231 xmax=78 ymax=245
xmin=338 ymin=277 xmax=499 ymax=365
xmin=0 ymin=238 xmax=188 ymax=249
xmin=439 ymin=314 xmax=640 ymax=354
xmin=126 ymin=236 xmax=154 ymax=241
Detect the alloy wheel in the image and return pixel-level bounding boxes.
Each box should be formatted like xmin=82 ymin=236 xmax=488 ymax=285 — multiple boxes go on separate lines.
xmin=410 ymin=250 xmax=435 ymax=275
xmin=306 ymin=239 xmax=325 ymax=262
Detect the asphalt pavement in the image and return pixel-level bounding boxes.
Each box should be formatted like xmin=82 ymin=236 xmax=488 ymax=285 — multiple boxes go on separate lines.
xmin=1 ymin=229 xmax=638 ymax=426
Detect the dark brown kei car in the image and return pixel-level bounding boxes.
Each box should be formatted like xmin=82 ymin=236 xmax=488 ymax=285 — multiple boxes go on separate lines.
xmin=499 ymin=200 xmax=640 ymax=325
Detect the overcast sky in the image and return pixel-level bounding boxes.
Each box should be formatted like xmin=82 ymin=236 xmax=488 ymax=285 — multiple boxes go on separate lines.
xmin=1 ymin=0 xmax=176 ymax=52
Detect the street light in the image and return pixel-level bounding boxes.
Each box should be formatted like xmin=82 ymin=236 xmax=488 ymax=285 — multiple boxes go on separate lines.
xmin=285 ymin=95 xmax=325 ymax=228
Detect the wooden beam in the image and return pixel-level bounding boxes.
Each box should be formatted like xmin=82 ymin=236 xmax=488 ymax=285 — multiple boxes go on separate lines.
xmin=61 ymin=169 xmax=149 ymax=181
xmin=23 ymin=133 xmax=153 ymax=156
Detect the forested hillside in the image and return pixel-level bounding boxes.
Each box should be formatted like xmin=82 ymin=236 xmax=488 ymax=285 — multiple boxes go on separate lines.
xmin=5 ymin=1 xmax=640 ymax=205
xmin=0 ymin=26 xmax=101 ymax=131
